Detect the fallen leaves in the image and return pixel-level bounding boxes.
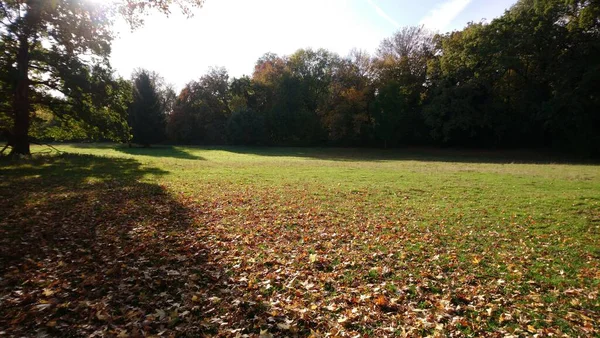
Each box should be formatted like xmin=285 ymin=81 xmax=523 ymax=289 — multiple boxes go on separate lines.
xmin=374 ymin=294 xmax=389 ymax=307
xmin=0 ymin=154 xmax=598 ymax=337
xmin=42 ymin=288 xmax=55 ymax=297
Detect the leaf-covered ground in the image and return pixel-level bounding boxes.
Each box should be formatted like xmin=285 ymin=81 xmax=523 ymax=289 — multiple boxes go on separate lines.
xmin=1 ymin=145 xmax=598 ymax=337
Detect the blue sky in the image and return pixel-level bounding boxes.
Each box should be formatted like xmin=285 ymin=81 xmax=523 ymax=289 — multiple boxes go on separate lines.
xmin=110 ymin=0 xmax=517 ymax=89
xmin=367 ymin=0 xmax=516 ymax=31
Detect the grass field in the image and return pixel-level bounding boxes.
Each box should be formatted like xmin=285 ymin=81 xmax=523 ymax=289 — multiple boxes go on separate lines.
xmin=1 ymin=144 xmax=598 ymax=337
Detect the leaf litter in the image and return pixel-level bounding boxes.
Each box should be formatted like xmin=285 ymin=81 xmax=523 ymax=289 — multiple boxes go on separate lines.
xmin=0 ymin=154 xmax=598 ymax=337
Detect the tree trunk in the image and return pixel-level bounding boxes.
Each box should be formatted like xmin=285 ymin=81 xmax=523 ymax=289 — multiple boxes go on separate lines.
xmin=9 ymin=2 xmax=41 ymax=156
xmin=10 ymin=34 xmax=32 ymax=156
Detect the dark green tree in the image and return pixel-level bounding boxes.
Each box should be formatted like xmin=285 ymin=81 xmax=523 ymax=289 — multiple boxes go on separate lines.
xmin=226 ymin=109 xmax=267 ymax=145
xmin=167 ymin=68 xmax=231 ymax=144
xmin=423 ymin=0 xmax=599 ymax=154
xmin=128 ymin=69 xmax=167 ymax=146
xmin=372 ymin=26 xmax=434 ymax=147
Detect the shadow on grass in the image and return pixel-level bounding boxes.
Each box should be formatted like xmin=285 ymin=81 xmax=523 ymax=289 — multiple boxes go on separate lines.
xmin=113 ymin=145 xmax=205 ymax=160
xmin=0 ymin=154 xmax=265 ymax=336
xmin=215 ymin=146 xmax=600 ymax=165
xmin=65 ymin=143 xmax=205 ymax=160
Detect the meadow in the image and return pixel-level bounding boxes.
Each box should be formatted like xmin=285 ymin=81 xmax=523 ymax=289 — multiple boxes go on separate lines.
xmin=1 ymin=144 xmax=598 ymax=337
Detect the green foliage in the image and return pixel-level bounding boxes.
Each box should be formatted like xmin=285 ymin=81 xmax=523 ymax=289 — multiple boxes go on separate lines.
xmin=423 ymin=24 xmax=501 ymax=145
xmin=4 ymin=0 xmax=598 ymax=156
xmin=422 ymin=0 xmax=600 ymax=153
xmin=0 ymin=0 xmax=203 ymax=154
xmin=226 ymin=109 xmax=266 ymax=145
xmin=129 ymin=69 xmax=167 ymax=146
xmin=167 ymin=68 xmax=230 ymax=144
xmin=30 ymin=109 xmax=89 ymax=141
xmin=162 ymin=2 xmax=598 ymax=155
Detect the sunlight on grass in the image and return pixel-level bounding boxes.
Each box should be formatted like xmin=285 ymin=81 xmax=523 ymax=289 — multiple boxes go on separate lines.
xmin=3 ymin=144 xmax=599 ymax=336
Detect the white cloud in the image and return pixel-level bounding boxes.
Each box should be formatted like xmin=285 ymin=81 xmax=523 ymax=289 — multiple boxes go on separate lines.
xmin=419 ymin=0 xmax=473 ymax=32
xmin=366 ymin=0 xmax=400 ymax=28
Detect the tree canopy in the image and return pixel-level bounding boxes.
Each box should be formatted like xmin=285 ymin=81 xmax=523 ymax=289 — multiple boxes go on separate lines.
xmin=0 ymin=0 xmax=204 ymax=155
xmin=128 ymin=69 xmax=174 ymax=146
xmin=161 ymin=0 xmax=599 ymax=156
xmin=2 ymin=0 xmax=598 ymax=157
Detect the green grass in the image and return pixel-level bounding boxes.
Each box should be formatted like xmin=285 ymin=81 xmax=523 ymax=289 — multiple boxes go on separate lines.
xmin=1 ymin=144 xmax=598 ymax=336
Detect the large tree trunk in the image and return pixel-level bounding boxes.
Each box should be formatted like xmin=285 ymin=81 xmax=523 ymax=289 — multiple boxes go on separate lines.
xmin=9 ymin=2 xmax=41 ymax=156
xmin=10 ymin=34 xmax=32 ymax=156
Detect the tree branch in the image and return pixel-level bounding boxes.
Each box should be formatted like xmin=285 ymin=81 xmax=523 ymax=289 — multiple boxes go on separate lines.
xmin=30 ymin=140 xmax=63 ymax=154
xmin=31 ymin=80 xmax=82 ymax=104
xmin=0 ymin=20 xmax=12 ymax=30
xmin=29 ymin=64 xmax=55 ymax=73
xmin=0 ymin=2 xmax=16 ymax=26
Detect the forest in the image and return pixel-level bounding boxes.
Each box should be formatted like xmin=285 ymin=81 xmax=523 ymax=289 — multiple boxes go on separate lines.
xmin=1 ymin=0 xmax=599 ymax=157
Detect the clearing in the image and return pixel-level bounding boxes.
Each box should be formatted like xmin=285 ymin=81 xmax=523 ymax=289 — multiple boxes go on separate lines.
xmin=1 ymin=144 xmax=598 ymax=336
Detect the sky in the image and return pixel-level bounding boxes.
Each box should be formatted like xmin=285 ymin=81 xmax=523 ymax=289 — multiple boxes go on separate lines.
xmin=110 ymin=0 xmax=517 ymax=90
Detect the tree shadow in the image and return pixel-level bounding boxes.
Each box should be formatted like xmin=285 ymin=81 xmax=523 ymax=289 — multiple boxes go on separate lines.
xmin=0 ymin=155 xmax=223 ymax=336
xmin=0 ymin=154 xmax=320 ymax=336
xmin=113 ymin=145 xmax=205 ymax=160
xmin=0 ymin=154 xmax=316 ymax=337
xmin=64 ymin=143 xmax=205 ymax=160
xmin=215 ymin=146 xmax=600 ymax=165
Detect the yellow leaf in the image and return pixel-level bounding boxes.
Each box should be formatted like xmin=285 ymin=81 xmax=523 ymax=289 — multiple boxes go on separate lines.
xmin=42 ymin=288 xmax=55 ymax=297
xmin=527 ymin=325 xmax=536 ymax=333
xmin=192 ymin=295 xmax=199 ymax=302
xmin=309 ymin=254 xmax=317 ymax=263
xmin=259 ymin=329 xmax=273 ymax=338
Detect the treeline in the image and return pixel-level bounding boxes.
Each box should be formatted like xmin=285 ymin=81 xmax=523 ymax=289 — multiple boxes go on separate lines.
xmin=105 ymin=0 xmax=600 ymax=155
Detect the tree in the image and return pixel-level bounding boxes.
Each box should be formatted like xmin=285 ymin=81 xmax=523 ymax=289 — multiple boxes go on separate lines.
xmin=226 ymin=109 xmax=266 ymax=145
xmin=372 ymin=26 xmax=434 ymax=146
xmin=128 ymin=69 xmax=167 ymax=146
xmin=422 ymin=0 xmax=600 ymax=153
xmin=266 ymin=48 xmax=340 ymax=145
xmin=323 ymin=50 xmax=375 ymax=145
xmin=0 ymin=0 xmax=204 ymax=156
xmin=423 ymin=24 xmax=500 ymax=145
xmin=167 ymin=68 xmax=231 ymax=144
